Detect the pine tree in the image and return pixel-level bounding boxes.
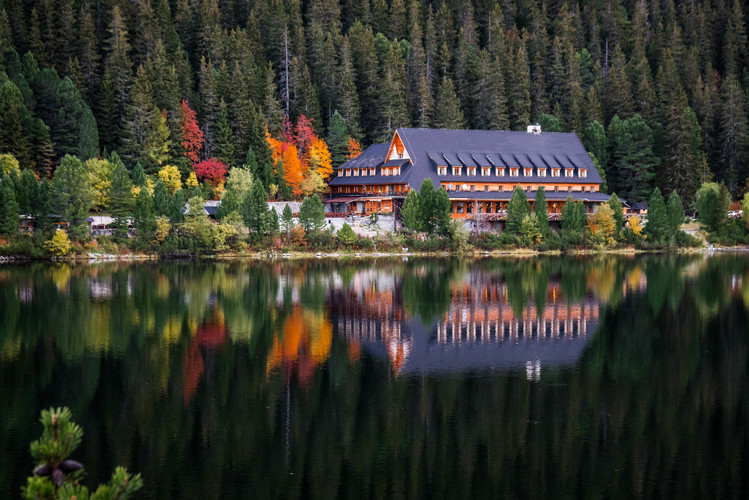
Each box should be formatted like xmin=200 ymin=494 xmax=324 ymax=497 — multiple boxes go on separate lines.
xmin=534 ymin=187 xmax=549 ymax=236
xmin=507 ymin=43 xmax=531 ymax=130
xmin=298 ymin=194 xmax=325 ymax=233
xmin=275 ymin=159 xmax=292 ymax=200
xmin=608 ymin=193 xmax=624 ymax=236
xmin=242 ymin=180 xmax=269 ymax=234
xmin=326 ymin=111 xmax=349 ymax=168
xmin=0 ymin=176 xmax=19 ymax=235
xmin=152 ymin=179 xmax=171 ymax=217
xmin=104 ymin=6 xmax=132 ymax=124
xmin=506 ymin=186 xmax=530 ymax=235
xmin=616 ymin=114 xmax=660 ymax=202
xmin=22 ymin=407 xmax=142 ymax=499
xmin=474 ymin=50 xmax=508 ymax=130
xmin=51 ymin=155 xmax=93 ymax=241
xmin=666 ymin=190 xmax=684 ymax=240
xmin=108 ymin=158 xmax=134 ymax=239
xmin=281 ymin=203 xmax=293 ymax=237
xmin=432 ymin=76 xmax=465 ymax=129
xmin=717 ymin=74 xmax=748 ymax=192
xmin=133 ymin=187 xmax=156 ymax=241
xmin=645 ymin=187 xmax=667 ymax=244
xmin=215 ymin=99 xmax=236 ymax=166
xmin=401 ymin=189 xmax=420 ymax=231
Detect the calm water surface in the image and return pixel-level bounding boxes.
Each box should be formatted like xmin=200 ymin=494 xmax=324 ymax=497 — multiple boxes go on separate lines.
xmin=1 ymin=256 xmax=748 ymax=498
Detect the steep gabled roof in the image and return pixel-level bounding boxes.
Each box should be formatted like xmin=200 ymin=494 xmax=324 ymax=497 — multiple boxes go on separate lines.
xmin=395 ymin=128 xmax=601 ymax=189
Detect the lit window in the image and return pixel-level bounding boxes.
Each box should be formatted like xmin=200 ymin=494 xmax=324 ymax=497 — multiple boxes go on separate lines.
xmin=370 ymin=168 xmax=376 ymax=176
xmin=353 ymin=169 xmax=359 ymax=177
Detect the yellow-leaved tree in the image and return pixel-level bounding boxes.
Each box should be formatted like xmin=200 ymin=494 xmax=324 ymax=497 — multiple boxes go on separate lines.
xmin=157 ymin=165 xmax=182 ymax=194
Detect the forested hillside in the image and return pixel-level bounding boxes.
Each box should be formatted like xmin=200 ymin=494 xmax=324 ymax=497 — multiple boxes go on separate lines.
xmin=0 ymin=0 xmax=748 ymax=204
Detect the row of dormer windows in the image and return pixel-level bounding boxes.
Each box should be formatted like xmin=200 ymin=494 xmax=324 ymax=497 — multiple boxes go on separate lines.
xmin=340 ymin=166 xmax=402 ymax=177
xmin=443 ymin=184 xmax=598 ymax=193
xmin=437 ymin=165 xmax=586 ymax=178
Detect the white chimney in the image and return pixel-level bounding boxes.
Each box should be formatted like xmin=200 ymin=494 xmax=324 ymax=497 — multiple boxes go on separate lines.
xmin=527 ymin=124 xmax=541 ymax=135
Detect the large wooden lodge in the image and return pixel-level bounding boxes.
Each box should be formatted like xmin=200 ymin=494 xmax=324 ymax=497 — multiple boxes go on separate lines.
xmin=327 ymin=127 xmax=611 ymax=227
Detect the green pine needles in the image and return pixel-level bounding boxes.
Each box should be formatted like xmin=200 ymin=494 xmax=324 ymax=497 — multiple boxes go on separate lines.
xmin=23 ymin=407 xmax=142 ymax=500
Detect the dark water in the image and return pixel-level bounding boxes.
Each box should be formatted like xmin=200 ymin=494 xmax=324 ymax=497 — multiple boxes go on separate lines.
xmin=1 ymin=256 xmax=748 ymax=499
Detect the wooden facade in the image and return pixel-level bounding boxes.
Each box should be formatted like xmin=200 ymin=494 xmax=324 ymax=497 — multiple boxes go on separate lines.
xmin=327 ymin=128 xmax=611 ymax=219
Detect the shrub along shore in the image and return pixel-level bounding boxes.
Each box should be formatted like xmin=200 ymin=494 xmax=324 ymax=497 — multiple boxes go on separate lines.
xmin=3 ymin=172 xmax=749 ymax=260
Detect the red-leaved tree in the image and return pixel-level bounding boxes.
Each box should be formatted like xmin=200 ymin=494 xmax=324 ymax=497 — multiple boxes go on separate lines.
xmin=193 ymin=158 xmax=229 ymax=186
xmin=181 ymin=100 xmax=204 ymax=165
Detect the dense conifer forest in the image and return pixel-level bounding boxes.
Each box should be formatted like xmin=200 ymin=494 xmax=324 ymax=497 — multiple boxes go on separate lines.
xmin=1 ymin=0 xmax=749 ymax=206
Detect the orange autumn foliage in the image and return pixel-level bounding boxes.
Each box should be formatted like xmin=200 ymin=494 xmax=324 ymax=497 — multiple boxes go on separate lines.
xmin=267 ymin=131 xmax=306 ymax=197
xmin=347 ymin=138 xmax=362 ymax=159
xmin=308 ymin=138 xmax=332 ymax=179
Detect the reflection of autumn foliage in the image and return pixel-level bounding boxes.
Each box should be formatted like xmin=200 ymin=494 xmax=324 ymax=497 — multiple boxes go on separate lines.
xmin=183 ymin=342 xmax=204 ymax=404
xmin=183 ymin=307 xmax=227 ymax=403
xmin=266 ymin=306 xmax=332 ymax=385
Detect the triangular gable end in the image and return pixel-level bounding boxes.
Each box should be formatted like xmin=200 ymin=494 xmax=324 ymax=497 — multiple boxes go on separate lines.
xmin=386 ymin=131 xmax=411 ymax=162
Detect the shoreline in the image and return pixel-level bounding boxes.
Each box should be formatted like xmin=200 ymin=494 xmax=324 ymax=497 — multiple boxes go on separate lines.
xmin=1 ymin=245 xmax=748 ymax=263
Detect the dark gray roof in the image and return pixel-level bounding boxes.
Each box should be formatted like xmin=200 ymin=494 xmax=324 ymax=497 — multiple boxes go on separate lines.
xmin=331 ymin=128 xmax=602 ymax=190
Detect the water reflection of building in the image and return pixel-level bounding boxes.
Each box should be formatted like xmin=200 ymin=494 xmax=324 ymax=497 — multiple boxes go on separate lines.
xmin=331 ymin=276 xmax=600 ymax=377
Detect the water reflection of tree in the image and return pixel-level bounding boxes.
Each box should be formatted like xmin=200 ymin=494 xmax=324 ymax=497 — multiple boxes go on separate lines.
xmin=1 ymin=257 xmax=749 ymax=498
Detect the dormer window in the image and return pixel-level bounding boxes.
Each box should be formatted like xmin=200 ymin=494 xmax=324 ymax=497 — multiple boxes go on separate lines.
xmin=565 ymin=168 xmax=574 ymax=177
xmin=353 ymin=169 xmax=359 ymax=176
xmin=538 ymin=169 xmax=546 ymax=177
xmin=496 ymin=167 xmax=505 ymax=176
xmin=524 ymin=167 xmax=533 ymax=176
xmin=552 ymin=168 xmax=560 ymax=177
xmin=482 ymin=167 xmax=490 ymax=176
xmin=510 ymin=168 xmax=519 ymax=176
xmin=579 ymin=169 xmax=587 ymax=178
xmin=345 ymin=169 xmax=351 ymax=177
xmin=452 ymin=166 xmax=462 ymax=176
xmin=369 ymin=168 xmax=376 ymax=176
xmin=468 ymin=167 xmax=476 ymax=176
xmin=438 ymin=166 xmax=447 ymax=176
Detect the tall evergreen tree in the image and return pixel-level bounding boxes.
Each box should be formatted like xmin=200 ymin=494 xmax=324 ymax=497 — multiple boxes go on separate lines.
xmin=108 ymin=158 xmax=134 ymax=239
xmin=506 ymin=186 xmax=530 ymax=234
xmin=432 ymin=76 xmax=465 ymax=129
xmin=51 ymin=154 xmax=93 ymax=241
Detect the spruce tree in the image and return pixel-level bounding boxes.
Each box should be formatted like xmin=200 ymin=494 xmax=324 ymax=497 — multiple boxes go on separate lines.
xmin=152 ymin=179 xmax=171 ymax=217
xmin=281 ymin=203 xmax=293 ymax=237
xmin=215 ymin=99 xmax=236 ymax=166
xmin=608 ymin=194 xmax=625 ymax=236
xmin=718 ymin=74 xmax=748 ymax=192
xmin=401 ymin=190 xmax=420 ymax=232
xmin=645 ymin=188 xmax=667 ymax=244
xmin=534 ymin=187 xmax=549 ymax=236
xmin=298 ymin=194 xmax=325 ymax=233
xmin=561 ymin=196 xmax=585 ymax=234
xmin=0 ymin=176 xmax=19 ymax=235
xmin=432 ymin=76 xmax=466 ymax=129
xmin=133 ymin=188 xmax=156 ymax=241
xmin=327 ymin=111 xmax=349 ymax=168
xmin=108 ymin=159 xmax=133 ymax=239
xmin=51 ymin=155 xmax=92 ymax=241
xmin=666 ymin=190 xmax=684 ymax=240
xmin=506 ymin=186 xmax=530 ymax=235
xmin=242 ymin=180 xmax=269 ymax=234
